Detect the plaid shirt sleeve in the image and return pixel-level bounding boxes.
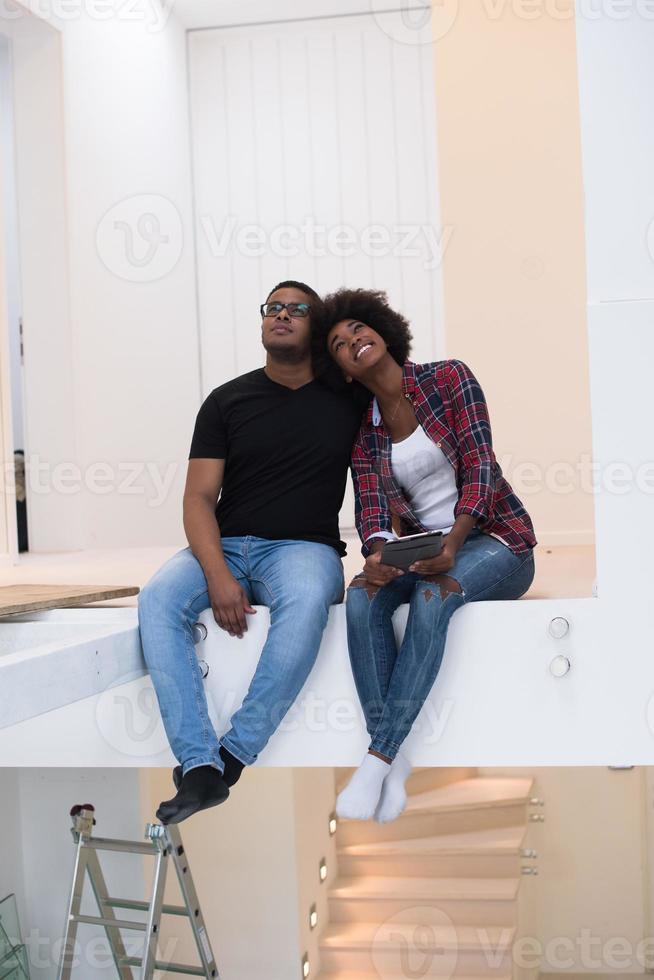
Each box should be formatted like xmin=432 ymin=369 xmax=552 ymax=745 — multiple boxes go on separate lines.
xmin=445 ymin=359 xmax=496 ymax=523
xmin=351 ymin=427 xmax=394 ymax=555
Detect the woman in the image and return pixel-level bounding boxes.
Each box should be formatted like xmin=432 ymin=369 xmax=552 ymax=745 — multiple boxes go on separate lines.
xmin=320 ymin=288 xmax=536 ymax=823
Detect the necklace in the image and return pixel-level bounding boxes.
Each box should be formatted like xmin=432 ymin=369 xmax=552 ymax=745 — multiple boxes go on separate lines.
xmin=383 ymin=392 xmax=405 ymax=424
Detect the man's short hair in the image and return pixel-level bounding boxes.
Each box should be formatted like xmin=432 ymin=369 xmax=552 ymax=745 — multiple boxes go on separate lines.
xmin=265 ymin=280 xmax=322 ymax=308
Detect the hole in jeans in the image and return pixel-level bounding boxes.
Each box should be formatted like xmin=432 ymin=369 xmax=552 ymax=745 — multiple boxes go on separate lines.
xmin=421 ymin=574 xmax=464 ymax=601
xmin=348 ymin=575 xmax=381 ymax=601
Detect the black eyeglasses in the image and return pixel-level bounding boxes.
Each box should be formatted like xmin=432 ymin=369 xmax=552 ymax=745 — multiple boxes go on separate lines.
xmin=260 ymin=301 xmax=311 ymax=319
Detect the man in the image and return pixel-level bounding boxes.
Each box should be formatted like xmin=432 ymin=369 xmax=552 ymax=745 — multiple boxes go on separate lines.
xmin=138 ymin=281 xmax=365 ymax=824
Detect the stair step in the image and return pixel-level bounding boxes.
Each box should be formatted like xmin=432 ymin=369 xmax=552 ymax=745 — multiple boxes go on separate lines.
xmin=317 ymin=974 xmax=512 ymax=980
xmin=336 ymin=779 xmax=533 ymax=847
xmin=324 ymin=777 xmax=529 ymax=976
xmin=328 ymin=874 xmax=520 ymax=926
xmin=404 ymin=777 xmax=533 ymax=815
xmin=321 ymin=921 xmax=516 ymax=950
xmin=330 ymin=876 xmax=519 ymax=902
xmin=340 ymin=824 xmax=526 ymax=858
xmin=319 ymin=920 xmax=516 ymax=972
xmin=337 ymin=825 xmax=527 ymax=879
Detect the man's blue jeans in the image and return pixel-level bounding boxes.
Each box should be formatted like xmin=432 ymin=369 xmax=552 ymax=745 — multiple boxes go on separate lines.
xmin=138 ymin=537 xmax=344 ymax=775
xmin=346 ymin=529 xmax=535 ymax=760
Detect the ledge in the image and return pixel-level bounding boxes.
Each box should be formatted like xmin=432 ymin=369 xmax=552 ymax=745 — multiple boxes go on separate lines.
xmin=3 ymin=593 xmax=642 ymax=768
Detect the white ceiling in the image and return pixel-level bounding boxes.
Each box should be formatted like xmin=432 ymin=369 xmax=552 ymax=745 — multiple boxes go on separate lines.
xmin=172 ymin=0 xmax=428 ymax=31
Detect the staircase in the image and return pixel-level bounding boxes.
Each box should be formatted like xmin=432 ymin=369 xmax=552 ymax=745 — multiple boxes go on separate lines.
xmin=315 ymin=773 xmax=538 ymax=980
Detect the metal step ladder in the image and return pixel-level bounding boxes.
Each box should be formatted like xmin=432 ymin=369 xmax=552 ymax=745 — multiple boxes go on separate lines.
xmin=57 ymin=804 xmax=219 ymax=979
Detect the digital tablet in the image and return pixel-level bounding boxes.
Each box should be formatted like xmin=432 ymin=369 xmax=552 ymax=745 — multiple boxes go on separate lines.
xmin=381 ymin=530 xmax=445 ymax=571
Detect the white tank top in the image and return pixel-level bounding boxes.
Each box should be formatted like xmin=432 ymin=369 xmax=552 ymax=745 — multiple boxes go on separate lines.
xmin=391 ymin=424 xmax=458 ymax=533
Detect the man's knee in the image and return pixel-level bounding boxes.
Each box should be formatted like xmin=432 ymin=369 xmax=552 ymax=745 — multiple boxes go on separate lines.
xmin=137 ymin=581 xmax=157 ymax=619
xmin=276 ymin=575 xmax=341 ymax=615
xmin=138 ymin=576 xmax=196 ymax=634
xmin=139 ymin=577 xmax=175 ymax=619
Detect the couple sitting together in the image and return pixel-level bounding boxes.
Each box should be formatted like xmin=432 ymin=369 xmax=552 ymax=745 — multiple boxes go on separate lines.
xmin=138 ymin=279 xmax=536 ymax=826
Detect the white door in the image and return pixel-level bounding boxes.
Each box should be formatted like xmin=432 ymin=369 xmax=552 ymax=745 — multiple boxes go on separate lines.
xmin=0 ymin=35 xmax=17 ymax=561
xmin=188 ymin=11 xmax=445 ymax=531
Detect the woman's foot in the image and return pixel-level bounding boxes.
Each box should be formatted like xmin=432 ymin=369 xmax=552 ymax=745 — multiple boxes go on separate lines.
xmin=336 ymin=753 xmax=391 ymax=820
xmin=374 ymin=753 xmax=412 ymax=823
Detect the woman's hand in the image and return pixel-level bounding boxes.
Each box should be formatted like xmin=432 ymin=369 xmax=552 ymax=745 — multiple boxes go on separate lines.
xmin=363 ymin=549 xmax=404 ymax=587
xmin=208 ymin=569 xmax=256 ymax=638
xmin=408 ymin=536 xmax=459 ymax=577
xmin=409 ymin=515 xmax=477 ymax=577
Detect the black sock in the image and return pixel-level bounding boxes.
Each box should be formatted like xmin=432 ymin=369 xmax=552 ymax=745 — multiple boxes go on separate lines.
xmin=172 ymin=749 xmax=245 ymax=794
xmin=220 ymin=745 xmax=246 ymax=787
xmin=157 ymin=765 xmax=229 ymax=825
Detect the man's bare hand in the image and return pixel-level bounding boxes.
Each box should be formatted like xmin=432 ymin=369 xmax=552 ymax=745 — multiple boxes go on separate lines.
xmin=208 ymin=570 xmax=256 ymax=638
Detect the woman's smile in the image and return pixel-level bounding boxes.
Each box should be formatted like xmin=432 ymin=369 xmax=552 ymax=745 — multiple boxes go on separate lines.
xmin=354 ymin=342 xmax=374 ymax=361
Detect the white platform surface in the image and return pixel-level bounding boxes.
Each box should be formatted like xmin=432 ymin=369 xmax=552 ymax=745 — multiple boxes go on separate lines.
xmin=1 ymin=590 xmax=649 ymax=767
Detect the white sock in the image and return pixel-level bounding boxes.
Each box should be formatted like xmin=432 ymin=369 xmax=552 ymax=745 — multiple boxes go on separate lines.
xmin=374 ymin=753 xmax=412 ymax=824
xmin=336 ymin=753 xmax=391 ymax=821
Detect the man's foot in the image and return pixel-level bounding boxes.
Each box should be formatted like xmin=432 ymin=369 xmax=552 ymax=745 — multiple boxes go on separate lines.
xmin=157 ymin=766 xmax=229 ymax=825
xmin=336 ymin=753 xmax=391 ymax=821
xmin=219 ymin=745 xmax=246 ymax=786
xmin=374 ymin=753 xmax=412 ymax=823
xmin=172 ymin=746 xmax=245 ymax=793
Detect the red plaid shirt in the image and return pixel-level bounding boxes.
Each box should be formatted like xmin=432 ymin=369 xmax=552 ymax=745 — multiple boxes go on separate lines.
xmin=352 ymin=359 xmax=537 ymax=556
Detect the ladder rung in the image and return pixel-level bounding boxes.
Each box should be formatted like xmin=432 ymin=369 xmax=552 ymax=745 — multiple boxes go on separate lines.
xmin=104 ymin=897 xmax=189 ymax=916
xmin=81 ymin=836 xmax=157 ymax=856
xmin=118 ymin=955 xmax=207 ymax=976
xmin=71 ymin=913 xmax=146 ymax=931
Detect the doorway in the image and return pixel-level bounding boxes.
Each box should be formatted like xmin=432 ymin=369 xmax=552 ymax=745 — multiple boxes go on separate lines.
xmin=0 ymin=10 xmax=80 ymax=559
xmin=0 ymin=34 xmax=27 ymax=553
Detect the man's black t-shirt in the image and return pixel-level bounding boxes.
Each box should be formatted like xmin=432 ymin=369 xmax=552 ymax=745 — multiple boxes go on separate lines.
xmin=189 ymin=369 xmax=367 ymax=556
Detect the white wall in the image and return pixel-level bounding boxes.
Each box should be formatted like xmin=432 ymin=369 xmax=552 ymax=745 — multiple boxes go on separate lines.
xmin=140 ymin=766 xmax=338 ymax=980
xmin=0 ymin=769 xmax=27 ymax=932
xmin=575 ymin=8 xmax=654 ymax=304
xmin=141 ymin=767 xmax=303 ymax=980
xmin=0 ymin=765 xmax=338 ymax=980
xmin=434 ymin=3 xmax=592 ymax=548
xmin=574 ymin=5 xmax=654 ymax=602
xmin=292 ymin=768 xmax=339 ymax=976
xmin=0 ymin=768 xmax=143 ymax=979
xmin=58 ymin=8 xmax=200 ymax=549
xmin=4 ymin=0 xmax=200 ymax=551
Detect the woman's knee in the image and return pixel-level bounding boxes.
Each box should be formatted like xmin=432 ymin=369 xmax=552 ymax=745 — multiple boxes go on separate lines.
xmin=418 ymin=574 xmax=463 ymax=602
xmin=411 ymin=580 xmax=465 ymax=625
xmin=345 ymin=578 xmax=376 ymax=621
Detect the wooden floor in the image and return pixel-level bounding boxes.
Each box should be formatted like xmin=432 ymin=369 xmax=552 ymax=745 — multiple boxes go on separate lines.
xmin=0 ymin=538 xmax=595 ymax=607
xmin=0 ymin=583 xmax=139 ymax=616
